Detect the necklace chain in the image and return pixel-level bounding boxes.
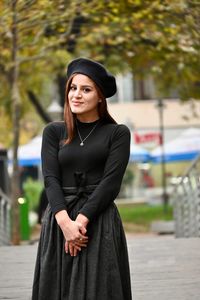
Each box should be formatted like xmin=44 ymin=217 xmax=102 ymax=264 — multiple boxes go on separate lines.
xmin=76 ymin=120 xmax=99 ymax=146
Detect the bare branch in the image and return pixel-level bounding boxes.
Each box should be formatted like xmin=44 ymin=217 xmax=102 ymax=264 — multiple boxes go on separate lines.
xmin=17 ymin=54 xmax=45 ymax=64
xmin=27 ymin=90 xmax=52 ymax=124
xmin=18 ymin=28 xmax=44 ymax=50
xmin=17 ymin=0 xmax=37 ymax=13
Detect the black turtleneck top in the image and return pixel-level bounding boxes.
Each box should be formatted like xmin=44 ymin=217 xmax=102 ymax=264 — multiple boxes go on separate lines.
xmin=41 ymin=118 xmax=130 ymax=221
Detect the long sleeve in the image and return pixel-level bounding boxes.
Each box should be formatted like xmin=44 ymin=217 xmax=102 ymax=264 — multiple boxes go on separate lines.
xmin=41 ymin=122 xmax=67 ymax=215
xmin=79 ymin=124 xmax=130 ymax=221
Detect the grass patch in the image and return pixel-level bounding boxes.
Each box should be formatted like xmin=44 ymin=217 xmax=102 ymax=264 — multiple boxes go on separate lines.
xmin=117 ymin=203 xmax=173 ymax=233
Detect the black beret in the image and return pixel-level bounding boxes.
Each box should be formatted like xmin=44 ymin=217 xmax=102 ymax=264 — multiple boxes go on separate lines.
xmin=66 ymin=58 xmax=117 ymax=98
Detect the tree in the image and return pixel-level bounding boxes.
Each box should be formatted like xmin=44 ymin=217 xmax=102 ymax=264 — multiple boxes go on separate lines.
xmin=29 ymin=0 xmax=200 ymax=115
xmin=77 ymin=0 xmax=200 ymax=99
xmin=0 ymin=0 xmax=79 ymax=244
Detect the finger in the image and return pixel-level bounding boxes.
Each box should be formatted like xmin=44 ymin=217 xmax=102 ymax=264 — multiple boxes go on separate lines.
xmin=68 ymin=235 xmax=88 ymax=243
xmin=75 ymin=239 xmax=88 ymax=247
xmin=71 ymin=243 xmax=75 ymax=257
xmin=65 ymin=241 xmax=69 ymax=253
xmin=69 ymin=243 xmax=74 ymax=256
xmin=73 ymin=247 xmax=78 ymax=257
xmin=78 ymin=243 xmax=87 ymax=248
xmin=77 ymin=222 xmax=87 ymax=235
xmin=69 ymin=233 xmax=88 ymax=242
xmin=78 ymin=234 xmax=88 ymax=240
xmin=79 ymin=236 xmax=89 ymax=243
xmin=79 ymin=226 xmax=87 ymax=235
xmin=72 ymin=243 xmax=80 ymax=256
xmin=73 ymin=243 xmax=81 ymax=251
xmin=69 ymin=242 xmax=81 ymax=256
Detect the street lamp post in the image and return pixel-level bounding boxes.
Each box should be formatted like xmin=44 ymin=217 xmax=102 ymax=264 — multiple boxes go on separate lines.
xmin=47 ymin=99 xmax=63 ymax=121
xmin=157 ymin=99 xmax=168 ymax=213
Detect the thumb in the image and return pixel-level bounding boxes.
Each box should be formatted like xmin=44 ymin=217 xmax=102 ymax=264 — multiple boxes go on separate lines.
xmin=79 ymin=225 xmax=87 ymax=235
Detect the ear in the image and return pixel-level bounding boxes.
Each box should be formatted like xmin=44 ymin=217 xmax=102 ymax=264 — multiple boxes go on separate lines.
xmin=98 ymin=99 xmax=102 ymax=103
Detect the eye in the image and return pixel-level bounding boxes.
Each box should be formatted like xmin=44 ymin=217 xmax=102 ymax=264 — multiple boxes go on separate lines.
xmin=70 ymin=85 xmax=76 ymax=91
xmin=83 ymin=87 xmax=91 ymax=93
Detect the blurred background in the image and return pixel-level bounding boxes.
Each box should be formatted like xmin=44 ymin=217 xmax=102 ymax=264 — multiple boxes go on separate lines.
xmin=1 ymin=0 xmax=200 ymax=244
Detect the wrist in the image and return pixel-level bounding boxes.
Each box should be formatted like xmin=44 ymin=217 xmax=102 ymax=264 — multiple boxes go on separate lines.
xmin=55 ymin=210 xmax=71 ymax=226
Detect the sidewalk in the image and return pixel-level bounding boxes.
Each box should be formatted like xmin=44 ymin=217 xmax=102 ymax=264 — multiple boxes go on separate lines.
xmin=0 ymin=235 xmax=200 ymax=300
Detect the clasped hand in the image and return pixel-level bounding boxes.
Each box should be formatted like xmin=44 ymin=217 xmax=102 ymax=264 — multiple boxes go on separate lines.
xmin=55 ymin=210 xmax=89 ymax=257
xmin=65 ymin=218 xmax=88 ymax=257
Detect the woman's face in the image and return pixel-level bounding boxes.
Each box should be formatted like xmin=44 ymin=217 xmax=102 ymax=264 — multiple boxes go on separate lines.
xmin=68 ymin=74 xmax=100 ymax=121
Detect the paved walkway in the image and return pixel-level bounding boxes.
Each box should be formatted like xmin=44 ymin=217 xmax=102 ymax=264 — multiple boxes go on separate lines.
xmin=128 ymin=235 xmax=200 ymax=300
xmin=0 ymin=235 xmax=200 ymax=300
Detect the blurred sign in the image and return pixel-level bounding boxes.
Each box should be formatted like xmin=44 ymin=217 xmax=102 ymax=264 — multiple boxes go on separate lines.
xmin=134 ymin=132 xmax=162 ymax=147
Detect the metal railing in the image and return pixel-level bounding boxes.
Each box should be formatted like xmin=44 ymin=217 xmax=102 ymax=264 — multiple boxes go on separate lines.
xmin=0 ymin=188 xmax=11 ymax=245
xmin=172 ymin=154 xmax=200 ymax=237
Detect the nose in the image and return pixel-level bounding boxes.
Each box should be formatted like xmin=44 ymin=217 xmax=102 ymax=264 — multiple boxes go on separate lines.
xmin=74 ymin=88 xmax=81 ymax=98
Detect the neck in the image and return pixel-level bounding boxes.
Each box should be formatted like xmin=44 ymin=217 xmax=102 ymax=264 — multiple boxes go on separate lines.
xmin=76 ymin=115 xmax=100 ymax=123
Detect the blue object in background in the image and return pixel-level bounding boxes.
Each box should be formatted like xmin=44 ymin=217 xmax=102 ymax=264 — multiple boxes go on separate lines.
xmin=151 ymin=128 xmax=200 ymax=163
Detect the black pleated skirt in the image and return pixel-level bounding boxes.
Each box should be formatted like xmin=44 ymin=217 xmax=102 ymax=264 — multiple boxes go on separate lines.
xmin=32 ymin=186 xmax=132 ymax=300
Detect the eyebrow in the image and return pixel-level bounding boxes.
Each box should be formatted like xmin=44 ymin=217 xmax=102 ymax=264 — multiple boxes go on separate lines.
xmin=71 ymin=83 xmax=93 ymax=88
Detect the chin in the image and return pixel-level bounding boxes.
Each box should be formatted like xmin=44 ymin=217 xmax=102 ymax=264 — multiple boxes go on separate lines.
xmin=71 ymin=108 xmax=83 ymax=114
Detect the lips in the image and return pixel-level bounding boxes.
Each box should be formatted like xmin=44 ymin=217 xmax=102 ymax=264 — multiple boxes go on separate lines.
xmin=72 ymin=101 xmax=82 ymax=106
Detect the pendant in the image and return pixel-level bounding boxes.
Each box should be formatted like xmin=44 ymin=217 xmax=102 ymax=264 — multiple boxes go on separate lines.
xmin=80 ymin=142 xmax=84 ymax=146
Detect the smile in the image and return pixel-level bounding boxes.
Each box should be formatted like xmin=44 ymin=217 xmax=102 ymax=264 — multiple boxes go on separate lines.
xmin=72 ymin=101 xmax=83 ymax=106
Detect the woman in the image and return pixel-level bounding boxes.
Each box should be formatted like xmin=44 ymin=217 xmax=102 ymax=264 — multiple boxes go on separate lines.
xmin=32 ymin=58 xmax=132 ymax=300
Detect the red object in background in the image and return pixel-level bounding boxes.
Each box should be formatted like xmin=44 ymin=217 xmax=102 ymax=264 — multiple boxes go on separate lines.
xmin=142 ymin=170 xmax=155 ymax=187
xmin=134 ymin=132 xmax=162 ymax=145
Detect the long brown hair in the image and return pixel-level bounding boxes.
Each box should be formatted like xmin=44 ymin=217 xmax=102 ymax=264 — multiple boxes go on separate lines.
xmin=64 ymin=73 xmax=117 ymax=144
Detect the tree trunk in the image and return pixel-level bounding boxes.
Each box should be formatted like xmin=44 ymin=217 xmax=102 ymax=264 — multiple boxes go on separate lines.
xmin=11 ymin=81 xmax=21 ymax=245
xmin=11 ymin=0 xmax=21 ymax=245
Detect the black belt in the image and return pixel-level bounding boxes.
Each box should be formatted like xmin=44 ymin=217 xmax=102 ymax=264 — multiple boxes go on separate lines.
xmin=62 ymin=171 xmax=98 ymax=211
